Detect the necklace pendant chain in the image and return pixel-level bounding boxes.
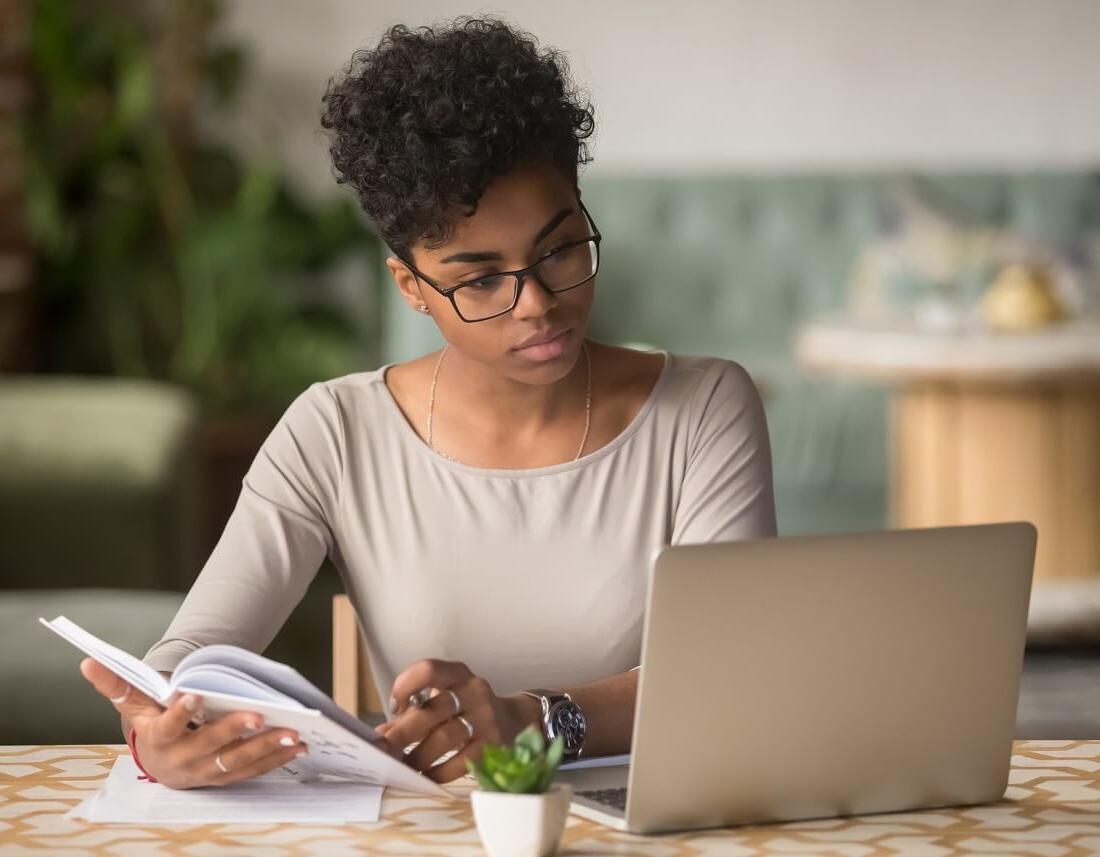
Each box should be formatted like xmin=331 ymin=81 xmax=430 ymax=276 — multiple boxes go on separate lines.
xmin=427 ymin=340 xmax=592 ymax=465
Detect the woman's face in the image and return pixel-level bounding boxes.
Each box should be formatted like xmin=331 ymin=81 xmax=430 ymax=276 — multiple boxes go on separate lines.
xmin=388 ymin=160 xmax=596 ymax=386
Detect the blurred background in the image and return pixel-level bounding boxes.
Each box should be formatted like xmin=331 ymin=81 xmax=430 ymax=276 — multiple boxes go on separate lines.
xmin=2 ymin=0 xmax=1100 ymax=744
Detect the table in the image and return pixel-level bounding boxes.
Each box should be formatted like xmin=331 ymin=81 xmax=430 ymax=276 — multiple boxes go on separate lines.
xmin=3 ymin=743 xmax=1100 ymax=855
xmin=797 ymin=318 xmax=1100 ymax=638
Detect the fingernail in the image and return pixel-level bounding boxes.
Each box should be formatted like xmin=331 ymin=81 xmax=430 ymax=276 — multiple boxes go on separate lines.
xmin=280 ymin=736 xmax=296 ymax=747
xmin=389 ymin=696 xmax=399 ymax=712
xmin=182 ymin=694 xmax=198 ymax=712
xmin=245 ymin=718 xmax=259 ymax=730
xmin=295 ymin=748 xmax=308 ymax=757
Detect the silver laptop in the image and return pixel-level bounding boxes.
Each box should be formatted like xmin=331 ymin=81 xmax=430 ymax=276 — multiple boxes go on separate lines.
xmin=561 ymin=523 xmax=1036 ymax=834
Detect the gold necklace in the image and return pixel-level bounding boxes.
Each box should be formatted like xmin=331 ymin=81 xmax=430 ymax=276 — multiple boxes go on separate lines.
xmin=426 ymin=340 xmax=592 ymax=465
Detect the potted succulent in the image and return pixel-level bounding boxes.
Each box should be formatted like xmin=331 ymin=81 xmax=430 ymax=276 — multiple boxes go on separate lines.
xmin=467 ymin=725 xmax=571 ymax=857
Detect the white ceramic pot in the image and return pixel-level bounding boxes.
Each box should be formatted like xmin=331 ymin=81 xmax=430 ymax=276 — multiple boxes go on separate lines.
xmin=470 ymin=783 xmax=572 ymax=857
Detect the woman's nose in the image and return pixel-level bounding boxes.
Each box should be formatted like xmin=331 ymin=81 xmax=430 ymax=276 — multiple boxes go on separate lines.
xmin=510 ymin=272 xmax=558 ymax=319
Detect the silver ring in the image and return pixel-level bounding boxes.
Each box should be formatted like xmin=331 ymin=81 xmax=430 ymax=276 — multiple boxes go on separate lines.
xmin=457 ymin=715 xmax=474 ymax=741
xmin=214 ymin=752 xmax=230 ymax=774
xmin=109 ymin=686 xmax=131 ymax=705
xmin=445 ymin=689 xmax=462 ymax=715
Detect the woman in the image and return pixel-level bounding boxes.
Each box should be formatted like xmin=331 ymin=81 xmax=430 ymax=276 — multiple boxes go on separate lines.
xmin=81 ymin=16 xmax=776 ymax=789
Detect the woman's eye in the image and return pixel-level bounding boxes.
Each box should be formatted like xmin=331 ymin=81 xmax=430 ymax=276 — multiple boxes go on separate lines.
xmin=462 ymin=273 xmax=507 ymax=289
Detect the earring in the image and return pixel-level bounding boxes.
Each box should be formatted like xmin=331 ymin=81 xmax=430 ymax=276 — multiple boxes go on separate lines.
xmin=417 ymin=304 xmax=431 ymax=315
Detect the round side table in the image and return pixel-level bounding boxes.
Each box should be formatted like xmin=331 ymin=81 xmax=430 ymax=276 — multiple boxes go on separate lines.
xmin=796 ymin=318 xmax=1100 ymax=638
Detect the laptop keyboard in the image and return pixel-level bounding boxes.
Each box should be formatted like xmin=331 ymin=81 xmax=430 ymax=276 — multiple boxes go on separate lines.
xmin=577 ymin=787 xmax=628 ymax=811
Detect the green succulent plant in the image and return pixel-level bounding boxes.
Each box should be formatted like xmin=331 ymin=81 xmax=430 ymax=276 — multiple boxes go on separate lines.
xmin=466 ymin=725 xmax=564 ymax=794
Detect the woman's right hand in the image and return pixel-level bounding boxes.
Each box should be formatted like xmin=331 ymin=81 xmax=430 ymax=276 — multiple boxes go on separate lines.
xmin=80 ymin=658 xmax=308 ymax=789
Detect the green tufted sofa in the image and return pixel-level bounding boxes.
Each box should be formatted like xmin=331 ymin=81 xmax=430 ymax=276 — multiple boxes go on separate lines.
xmin=381 ymin=172 xmax=1100 ymax=536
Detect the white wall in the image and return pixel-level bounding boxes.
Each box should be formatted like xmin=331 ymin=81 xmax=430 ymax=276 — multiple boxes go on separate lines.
xmin=219 ymin=0 xmax=1100 ymax=196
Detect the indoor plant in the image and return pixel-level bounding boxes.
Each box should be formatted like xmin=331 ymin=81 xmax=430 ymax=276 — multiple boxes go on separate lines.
xmin=18 ymin=0 xmax=381 ymax=682
xmin=20 ymin=0 xmax=382 ymax=417
xmin=467 ymin=726 xmax=571 ymax=857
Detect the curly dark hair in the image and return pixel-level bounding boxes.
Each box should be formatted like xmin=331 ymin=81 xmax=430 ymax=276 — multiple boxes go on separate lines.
xmin=320 ymin=17 xmax=596 ymax=261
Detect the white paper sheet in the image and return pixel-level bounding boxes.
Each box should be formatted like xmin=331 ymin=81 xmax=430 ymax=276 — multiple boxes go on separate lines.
xmin=68 ymin=755 xmax=383 ymax=824
xmin=559 ymin=753 xmax=631 ymax=770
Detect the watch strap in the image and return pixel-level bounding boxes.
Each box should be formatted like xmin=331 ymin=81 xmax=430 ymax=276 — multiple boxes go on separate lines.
xmin=519 ymin=689 xmax=584 ymax=758
xmin=521 ymin=688 xmax=572 ymax=704
xmin=518 ymin=689 xmax=549 ymax=718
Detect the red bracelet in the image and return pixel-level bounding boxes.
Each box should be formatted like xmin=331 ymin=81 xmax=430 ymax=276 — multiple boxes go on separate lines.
xmin=126 ymin=727 xmax=158 ymax=783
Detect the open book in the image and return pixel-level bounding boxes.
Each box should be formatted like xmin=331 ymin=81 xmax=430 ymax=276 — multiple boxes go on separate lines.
xmin=40 ymin=616 xmax=447 ymax=796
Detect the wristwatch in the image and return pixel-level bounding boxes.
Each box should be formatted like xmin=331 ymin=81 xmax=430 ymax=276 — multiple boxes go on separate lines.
xmin=519 ymin=689 xmax=587 ymax=759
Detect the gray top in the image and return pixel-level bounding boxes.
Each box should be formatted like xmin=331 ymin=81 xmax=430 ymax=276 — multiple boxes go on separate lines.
xmin=144 ymin=351 xmax=777 ymax=700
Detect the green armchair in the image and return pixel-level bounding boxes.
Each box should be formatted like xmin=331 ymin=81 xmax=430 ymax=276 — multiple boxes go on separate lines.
xmin=0 ymin=376 xmax=200 ymax=742
xmin=0 ymin=376 xmax=201 ymax=591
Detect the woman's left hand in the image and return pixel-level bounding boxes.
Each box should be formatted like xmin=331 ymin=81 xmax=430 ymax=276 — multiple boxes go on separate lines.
xmin=377 ymin=659 xmax=538 ymax=783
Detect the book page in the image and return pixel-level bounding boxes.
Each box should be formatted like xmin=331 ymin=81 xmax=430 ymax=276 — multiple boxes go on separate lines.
xmin=39 ymin=616 xmax=169 ymax=703
xmin=169 ymin=664 xmax=306 ymax=708
xmin=162 ymin=698 xmax=446 ymax=795
xmin=176 ymin=645 xmax=383 ymax=746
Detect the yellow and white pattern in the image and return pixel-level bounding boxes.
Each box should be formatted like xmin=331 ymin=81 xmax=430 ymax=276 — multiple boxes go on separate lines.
xmin=2 ymin=741 xmax=1100 ymax=855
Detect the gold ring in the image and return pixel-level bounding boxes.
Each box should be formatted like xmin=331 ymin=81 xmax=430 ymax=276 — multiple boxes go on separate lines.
xmin=214 ymin=752 xmax=230 ymax=774
xmin=109 ymin=686 xmax=130 ymax=705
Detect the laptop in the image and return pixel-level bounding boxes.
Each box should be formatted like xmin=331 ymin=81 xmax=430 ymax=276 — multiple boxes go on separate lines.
xmin=560 ymin=523 xmax=1036 ymax=834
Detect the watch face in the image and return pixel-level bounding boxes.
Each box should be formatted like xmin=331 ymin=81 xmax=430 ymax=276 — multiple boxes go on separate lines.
xmin=547 ymin=700 xmax=587 ymax=753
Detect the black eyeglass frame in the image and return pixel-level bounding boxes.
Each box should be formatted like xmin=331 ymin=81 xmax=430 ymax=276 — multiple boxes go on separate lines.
xmin=401 ymin=199 xmax=603 ymax=323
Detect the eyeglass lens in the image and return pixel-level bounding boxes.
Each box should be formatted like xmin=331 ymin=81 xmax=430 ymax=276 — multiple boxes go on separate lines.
xmin=453 ymin=239 xmax=599 ymax=321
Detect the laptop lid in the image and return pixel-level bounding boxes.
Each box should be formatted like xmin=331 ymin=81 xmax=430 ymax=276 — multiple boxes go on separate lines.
xmin=625 ymin=523 xmax=1036 ymax=834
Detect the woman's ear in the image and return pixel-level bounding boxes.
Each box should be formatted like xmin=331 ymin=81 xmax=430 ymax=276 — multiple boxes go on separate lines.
xmin=386 ymin=255 xmax=430 ymax=314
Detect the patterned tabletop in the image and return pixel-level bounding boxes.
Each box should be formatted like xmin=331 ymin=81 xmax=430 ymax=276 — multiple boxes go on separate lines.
xmin=2 ymin=741 xmax=1100 ymax=855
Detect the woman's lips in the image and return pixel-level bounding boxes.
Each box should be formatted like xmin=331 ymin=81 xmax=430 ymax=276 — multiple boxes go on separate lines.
xmin=512 ymin=328 xmax=573 ymax=362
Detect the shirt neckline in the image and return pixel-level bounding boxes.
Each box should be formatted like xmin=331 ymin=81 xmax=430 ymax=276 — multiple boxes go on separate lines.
xmin=374 ymin=348 xmax=673 ymax=479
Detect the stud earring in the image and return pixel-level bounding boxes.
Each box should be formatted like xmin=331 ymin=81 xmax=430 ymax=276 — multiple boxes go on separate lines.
xmin=417 ymin=304 xmax=431 ymax=315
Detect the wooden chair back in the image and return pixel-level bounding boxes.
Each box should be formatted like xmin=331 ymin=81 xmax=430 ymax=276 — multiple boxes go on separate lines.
xmin=332 ymin=594 xmax=384 ymax=717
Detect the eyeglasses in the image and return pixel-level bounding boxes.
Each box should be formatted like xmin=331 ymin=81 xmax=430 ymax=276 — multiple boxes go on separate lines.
xmin=402 ymin=200 xmax=602 ymax=323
